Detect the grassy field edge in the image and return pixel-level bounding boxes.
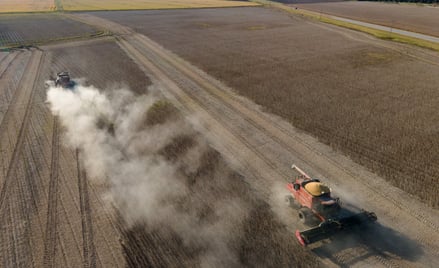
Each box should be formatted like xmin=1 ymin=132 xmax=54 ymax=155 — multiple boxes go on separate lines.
xmin=252 ymin=0 xmax=439 ymax=52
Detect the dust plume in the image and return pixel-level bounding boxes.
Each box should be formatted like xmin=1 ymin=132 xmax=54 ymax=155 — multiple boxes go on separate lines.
xmin=46 ymin=82 xmax=248 ymax=267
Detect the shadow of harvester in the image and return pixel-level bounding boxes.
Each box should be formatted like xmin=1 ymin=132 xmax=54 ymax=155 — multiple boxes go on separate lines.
xmin=311 ymin=221 xmax=423 ymax=267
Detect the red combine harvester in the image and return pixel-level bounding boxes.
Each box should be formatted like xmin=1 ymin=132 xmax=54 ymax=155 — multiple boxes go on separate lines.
xmin=285 ymin=165 xmax=377 ymax=246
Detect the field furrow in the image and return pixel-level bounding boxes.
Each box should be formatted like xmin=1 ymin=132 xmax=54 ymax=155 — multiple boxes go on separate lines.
xmin=76 ymin=149 xmax=97 ymax=268
xmin=43 ymin=117 xmax=60 ymax=267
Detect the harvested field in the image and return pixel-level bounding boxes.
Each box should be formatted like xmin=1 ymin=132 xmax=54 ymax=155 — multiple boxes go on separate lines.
xmin=0 ymin=14 xmax=101 ymax=48
xmin=93 ymin=7 xmax=439 ymax=208
xmin=0 ymin=38 xmax=319 ymax=267
xmin=292 ymin=1 xmax=439 ymax=37
xmin=0 ymin=40 xmax=149 ymax=267
xmin=0 ymin=0 xmax=54 ymax=13
xmin=59 ymin=0 xmax=258 ymax=11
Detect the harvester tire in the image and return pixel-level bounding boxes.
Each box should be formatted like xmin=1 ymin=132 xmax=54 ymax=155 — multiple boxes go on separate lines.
xmin=285 ymin=195 xmax=300 ymax=209
xmin=298 ymin=208 xmax=313 ymax=224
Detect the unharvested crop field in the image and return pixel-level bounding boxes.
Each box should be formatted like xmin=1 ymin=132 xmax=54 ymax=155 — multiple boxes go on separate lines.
xmin=0 ymin=14 xmax=100 ymax=48
xmin=94 ymin=7 xmax=439 ymax=207
xmin=292 ymin=1 xmax=439 ymax=37
xmin=0 ymin=0 xmax=54 ymax=13
xmin=59 ymin=0 xmax=258 ymax=11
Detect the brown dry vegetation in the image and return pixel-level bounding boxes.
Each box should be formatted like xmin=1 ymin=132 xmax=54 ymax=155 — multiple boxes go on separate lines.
xmin=94 ymin=7 xmax=439 ymax=207
xmin=0 ymin=14 xmax=101 ymax=48
xmin=60 ymin=0 xmax=258 ymax=11
xmin=0 ymin=0 xmax=54 ymax=13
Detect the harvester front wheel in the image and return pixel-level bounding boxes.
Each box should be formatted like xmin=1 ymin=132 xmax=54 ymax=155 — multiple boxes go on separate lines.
xmin=298 ymin=208 xmax=313 ymax=224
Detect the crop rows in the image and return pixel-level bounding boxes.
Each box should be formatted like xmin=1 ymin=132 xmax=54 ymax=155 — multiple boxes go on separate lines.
xmin=97 ymin=7 xmax=439 ymax=207
xmin=0 ymin=14 xmax=100 ymax=49
xmin=0 ymin=32 xmax=24 ymax=47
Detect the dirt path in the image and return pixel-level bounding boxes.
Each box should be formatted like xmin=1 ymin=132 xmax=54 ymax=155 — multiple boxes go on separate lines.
xmin=68 ymin=13 xmax=439 ymax=267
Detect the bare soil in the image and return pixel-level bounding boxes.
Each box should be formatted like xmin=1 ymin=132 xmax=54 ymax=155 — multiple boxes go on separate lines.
xmin=0 ymin=14 xmax=99 ymax=48
xmin=92 ymin=6 xmax=439 ymax=208
xmin=292 ymin=1 xmax=439 ymax=37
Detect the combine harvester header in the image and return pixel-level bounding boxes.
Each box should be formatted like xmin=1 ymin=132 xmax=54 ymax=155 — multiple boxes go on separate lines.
xmin=285 ymin=165 xmax=377 ymax=246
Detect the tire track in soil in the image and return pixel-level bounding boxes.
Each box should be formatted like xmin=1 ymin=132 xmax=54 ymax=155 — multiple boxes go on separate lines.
xmin=0 ymin=52 xmax=19 ymax=79
xmin=76 ymin=149 xmax=97 ymax=268
xmin=48 ymin=45 xmax=127 ymax=266
xmin=0 ymin=49 xmax=43 ymax=213
xmin=0 ymin=52 xmax=31 ymax=138
xmin=0 ymin=50 xmax=43 ymax=267
xmin=43 ymin=117 xmax=60 ymax=267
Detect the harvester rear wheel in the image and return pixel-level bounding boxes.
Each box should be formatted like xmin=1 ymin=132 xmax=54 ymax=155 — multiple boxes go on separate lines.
xmin=298 ymin=208 xmax=313 ymax=224
xmin=285 ymin=195 xmax=299 ymax=208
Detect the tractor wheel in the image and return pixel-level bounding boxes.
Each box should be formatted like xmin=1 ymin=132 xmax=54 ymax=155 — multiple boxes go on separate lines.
xmin=298 ymin=208 xmax=313 ymax=225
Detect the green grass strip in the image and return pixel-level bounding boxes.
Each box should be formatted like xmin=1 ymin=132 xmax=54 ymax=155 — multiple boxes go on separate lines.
xmin=252 ymin=0 xmax=439 ymax=52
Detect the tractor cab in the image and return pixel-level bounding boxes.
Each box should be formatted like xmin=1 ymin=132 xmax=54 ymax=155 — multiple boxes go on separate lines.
xmin=55 ymin=72 xmax=75 ymax=89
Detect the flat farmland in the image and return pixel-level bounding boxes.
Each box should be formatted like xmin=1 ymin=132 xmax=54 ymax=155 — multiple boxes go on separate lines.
xmin=0 ymin=0 xmax=54 ymax=13
xmin=0 ymin=38 xmax=318 ymax=266
xmin=59 ymin=0 xmax=258 ymax=11
xmin=0 ymin=14 xmax=101 ymax=48
xmin=293 ymin=1 xmax=439 ymax=37
xmin=1 ymin=6 xmax=439 ymax=267
xmin=94 ymin=7 xmax=439 ymax=208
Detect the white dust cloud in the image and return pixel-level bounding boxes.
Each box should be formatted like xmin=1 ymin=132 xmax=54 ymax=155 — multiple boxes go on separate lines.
xmin=46 ymin=83 xmax=247 ymax=267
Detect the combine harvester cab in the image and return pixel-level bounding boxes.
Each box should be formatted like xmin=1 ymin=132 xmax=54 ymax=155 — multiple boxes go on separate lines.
xmin=45 ymin=71 xmax=77 ymax=90
xmin=285 ymin=165 xmax=377 ymax=246
xmin=55 ymin=71 xmax=76 ymax=89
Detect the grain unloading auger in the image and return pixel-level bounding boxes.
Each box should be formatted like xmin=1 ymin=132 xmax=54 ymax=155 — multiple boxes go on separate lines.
xmin=285 ymin=165 xmax=377 ymax=246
